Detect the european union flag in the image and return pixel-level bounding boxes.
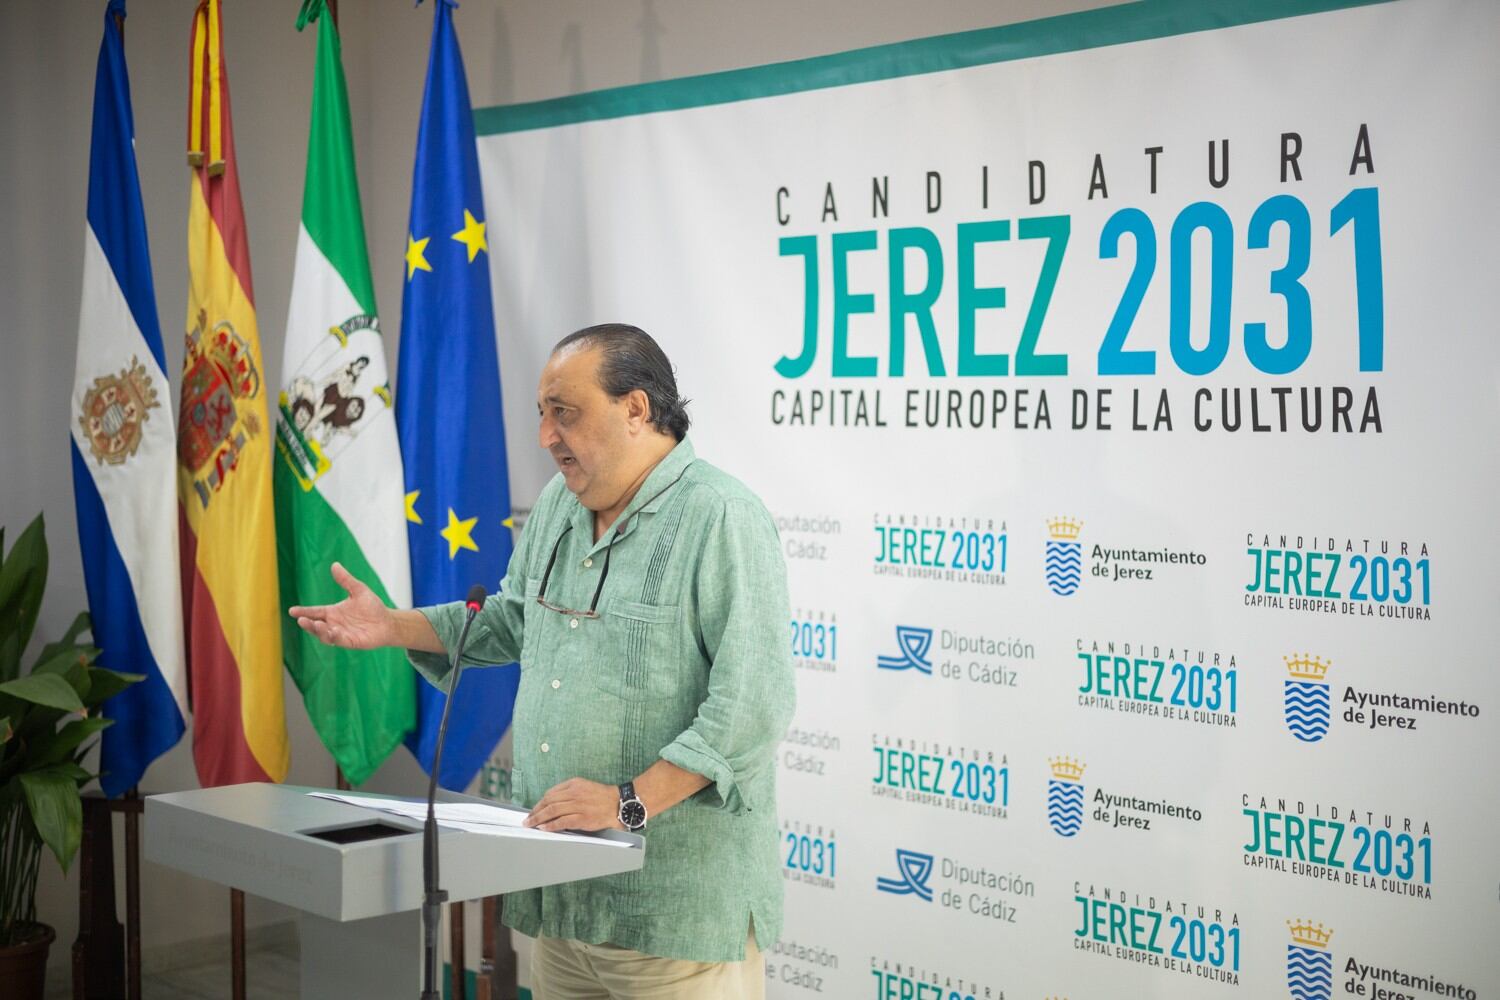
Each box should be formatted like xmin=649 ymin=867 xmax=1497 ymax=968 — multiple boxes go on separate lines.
xmin=396 ymin=0 xmax=517 ymax=790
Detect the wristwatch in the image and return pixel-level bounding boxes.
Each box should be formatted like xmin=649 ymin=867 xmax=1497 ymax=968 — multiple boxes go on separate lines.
xmin=617 ymin=781 xmax=648 ymax=831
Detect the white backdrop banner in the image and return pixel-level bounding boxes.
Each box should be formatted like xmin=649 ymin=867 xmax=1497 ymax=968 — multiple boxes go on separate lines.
xmin=474 ymin=0 xmax=1499 ymax=995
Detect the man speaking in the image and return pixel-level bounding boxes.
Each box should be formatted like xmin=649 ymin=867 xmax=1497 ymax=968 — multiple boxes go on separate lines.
xmin=290 ymin=324 xmax=795 ymax=999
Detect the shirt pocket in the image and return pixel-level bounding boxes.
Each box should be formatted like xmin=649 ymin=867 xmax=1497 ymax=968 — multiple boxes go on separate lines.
xmin=519 ymin=576 xmax=543 ymax=667
xmin=595 ymin=599 xmax=684 ymax=702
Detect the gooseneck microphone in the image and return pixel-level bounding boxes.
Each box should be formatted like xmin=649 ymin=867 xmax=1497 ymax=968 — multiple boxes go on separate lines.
xmin=421 ymin=583 xmax=487 ymax=1000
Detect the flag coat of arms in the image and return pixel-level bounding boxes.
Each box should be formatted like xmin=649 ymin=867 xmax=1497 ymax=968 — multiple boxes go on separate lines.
xmin=71 ymin=0 xmax=188 ymax=797
xmin=177 ymin=0 xmax=288 ymax=785
xmin=275 ymin=0 xmax=415 ymax=785
xmin=397 ymin=0 xmax=519 ymax=790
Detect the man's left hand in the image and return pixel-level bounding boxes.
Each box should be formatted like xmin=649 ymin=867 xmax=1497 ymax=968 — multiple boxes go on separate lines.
xmin=524 ymin=778 xmax=622 ymax=832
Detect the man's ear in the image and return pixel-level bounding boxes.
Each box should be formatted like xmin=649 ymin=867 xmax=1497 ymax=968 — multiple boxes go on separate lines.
xmin=625 ymin=388 xmax=652 ymax=432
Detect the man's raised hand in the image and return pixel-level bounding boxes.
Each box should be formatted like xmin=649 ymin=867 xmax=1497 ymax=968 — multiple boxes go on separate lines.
xmin=288 ymin=562 xmax=394 ymax=650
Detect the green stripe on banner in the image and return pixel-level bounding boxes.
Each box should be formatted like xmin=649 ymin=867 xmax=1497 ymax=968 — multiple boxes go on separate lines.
xmin=302 ymin=10 xmax=377 ymax=315
xmin=473 ymin=0 xmax=1394 ymax=135
xmin=275 ymin=461 xmax=415 ymax=786
xmin=440 ymin=965 xmax=531 ymax=999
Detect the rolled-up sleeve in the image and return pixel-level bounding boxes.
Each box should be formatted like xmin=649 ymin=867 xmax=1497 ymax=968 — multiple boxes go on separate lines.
xmin=407 ymin=520 xmax=532 ymax=688
xmin=660 ymin=497 xmax=796 ymax=814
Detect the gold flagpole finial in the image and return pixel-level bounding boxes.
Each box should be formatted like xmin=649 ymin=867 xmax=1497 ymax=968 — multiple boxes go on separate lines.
xmin=206 ymin=0 xmax=224 ymax=175
xmin=187 ymin=2 xmax=206 ymax=166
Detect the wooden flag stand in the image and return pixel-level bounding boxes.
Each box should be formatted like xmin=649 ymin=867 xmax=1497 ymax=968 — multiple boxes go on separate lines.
xmin=71 ymin=789 xmax=142 ymax=1000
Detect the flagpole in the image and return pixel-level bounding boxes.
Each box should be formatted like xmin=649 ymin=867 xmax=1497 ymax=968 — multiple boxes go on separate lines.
xmin=124 ymin=786 xmax=142 ymax=1000
xmin=230 ymin=888 xmax=245 ymax=1000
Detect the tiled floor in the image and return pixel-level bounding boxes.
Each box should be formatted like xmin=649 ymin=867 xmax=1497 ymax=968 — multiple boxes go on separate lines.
xmin=45 ymin=935 xmax=299 ymax=1000
xmin=140 ymin=940 xmax=300 ymax=999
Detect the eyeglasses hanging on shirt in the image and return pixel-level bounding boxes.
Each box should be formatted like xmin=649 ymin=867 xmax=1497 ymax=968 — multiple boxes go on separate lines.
xmin=534 ymin=467 xmax=689 ymax=620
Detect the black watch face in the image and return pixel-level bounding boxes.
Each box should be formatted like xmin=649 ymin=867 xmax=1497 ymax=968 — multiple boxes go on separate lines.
xmin=620 ymin=799 xmax=647 ymax=829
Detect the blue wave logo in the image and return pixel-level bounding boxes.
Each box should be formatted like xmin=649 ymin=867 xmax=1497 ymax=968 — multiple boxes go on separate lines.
xmin=1047 ymin=757 xmax=1085 ymax=837
xmin=875 ymin=848 xmax=934 ymax=901
xmin=877 ymin=626 xmax=933 ymax=674
xmin=1287 ymin=943 xmax=1332 ymax=1000
xmin=1285 ymin=681 xmax=1330 ymax=742
xmin=1048 ymin=780 xmax=1084 ymax=837
xmin=1283 ymin=655 xmax=1332 ymax=743
xmin=1045 ymin=517 xmax=1082 ymax=596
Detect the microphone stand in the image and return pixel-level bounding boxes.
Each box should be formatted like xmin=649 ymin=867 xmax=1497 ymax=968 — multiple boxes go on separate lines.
xmin=421 ymin=591 xmax=484 ymax=1000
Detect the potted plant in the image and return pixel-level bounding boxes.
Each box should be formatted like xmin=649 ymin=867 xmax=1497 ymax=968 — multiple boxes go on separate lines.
xmin=0 ymin=514 xmax=140 ymax=997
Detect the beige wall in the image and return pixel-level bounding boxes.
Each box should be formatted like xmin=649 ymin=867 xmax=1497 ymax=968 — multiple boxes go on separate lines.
xmin=0 ymin=0 xmax=1116 ymax=985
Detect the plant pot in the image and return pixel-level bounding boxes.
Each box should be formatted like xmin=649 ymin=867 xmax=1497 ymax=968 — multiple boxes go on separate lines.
xmin=0 ymin=922 xmax=55 ymax=1000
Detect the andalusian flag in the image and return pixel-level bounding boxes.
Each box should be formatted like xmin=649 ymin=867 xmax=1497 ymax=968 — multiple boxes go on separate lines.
xmin=274 ymin=0 xmax=414 ymax=785
xmin=176 ymin=0 xmax=288 ymax=785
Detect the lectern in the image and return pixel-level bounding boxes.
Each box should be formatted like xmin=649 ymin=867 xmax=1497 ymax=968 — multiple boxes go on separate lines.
xmin=144 ymin=783 xmax=645 ymax=998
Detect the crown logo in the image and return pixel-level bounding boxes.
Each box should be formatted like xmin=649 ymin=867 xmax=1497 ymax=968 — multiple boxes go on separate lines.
xmin=1284 ymin=654 xmax=1331 ymax=682
xmin=1048 ymin=756 xmax=1085 ymax=783
xmin=1047 ymin=516 xmax=1083 ymax=541
xmin=1287 ymin=920 xmax=1333 ymax=949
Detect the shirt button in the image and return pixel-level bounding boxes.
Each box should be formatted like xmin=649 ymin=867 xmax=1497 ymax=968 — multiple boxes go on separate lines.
xmin=540 ymin=742 xmax=550 ymax=753
xmin=569 ymin=618 xmax=579 ymax=629
xmin=551 ymin=679 xmax=561 ymax=689
xmin=584 ymin=558 xmax=594 ymax=568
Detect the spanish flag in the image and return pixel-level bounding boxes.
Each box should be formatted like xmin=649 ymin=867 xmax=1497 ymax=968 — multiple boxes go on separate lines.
xmin=176 ymin=0 xmax=288 ymax=785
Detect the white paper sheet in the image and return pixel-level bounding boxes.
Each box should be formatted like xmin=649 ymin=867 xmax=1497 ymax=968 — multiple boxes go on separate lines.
xmin=307 ymin=791 xmax=632 ymax=847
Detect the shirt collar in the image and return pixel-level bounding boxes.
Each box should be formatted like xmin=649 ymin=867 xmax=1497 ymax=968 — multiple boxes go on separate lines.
xmin=566 ymin=437 xmax=696 ymax=550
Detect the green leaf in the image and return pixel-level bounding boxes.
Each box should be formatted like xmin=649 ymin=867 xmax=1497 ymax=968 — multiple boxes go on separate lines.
xmin=30 ymin=716 xmax=111 ymax=766
xmin=0 ymin=716 xmax=11 ymax=744
xmin=0 ymin=674 xmax=85 ymax=713
xmin=50 ymin=761 xmax=93 ymax=784
xmin=19 ymin=767 xmax=82 ymax=872
xmin=0 ymin=515 xmax=48 ymax=661
xmin=0 ymin=627 xmax=20 ymax=684
xmin=33 ymin=611 xmax=92 ymax=666
xmin=31 ymin=646 xmax=83 ymax=677
xmin=81 ymin=668 xmax=143 ymax=710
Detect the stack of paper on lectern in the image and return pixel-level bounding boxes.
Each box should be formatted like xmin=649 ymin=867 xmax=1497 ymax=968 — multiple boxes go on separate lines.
xmin=309 ymin=792 xmax=632 ymax=847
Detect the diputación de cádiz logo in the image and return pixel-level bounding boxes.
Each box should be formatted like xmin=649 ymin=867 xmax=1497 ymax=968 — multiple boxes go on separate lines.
xmin=1286 ymin=919 xmax=1333 ymax=1000
xmin=1045 ymin=516 xmax=1083 ymax=595
xmin=1047 ymin=757 xmax=1085 ymax=837
xmin=877 ymin=625 xmax=934 ymax=673
xmin=875 ymin=848 xmax=934 ymax=901
xmin=1284 ymin=654 xmax=1332 ymax=743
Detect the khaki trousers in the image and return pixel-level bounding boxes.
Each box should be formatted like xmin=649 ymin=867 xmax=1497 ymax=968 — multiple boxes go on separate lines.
xmin=530 ymin=931 xmax=763 ymax=1000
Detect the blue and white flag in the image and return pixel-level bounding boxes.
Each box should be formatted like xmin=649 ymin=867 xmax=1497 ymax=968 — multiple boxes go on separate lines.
xmin=397 ymin=0 xmax=518 ymax=790
xmin=70 ymin=0 xmax=187 ymax=797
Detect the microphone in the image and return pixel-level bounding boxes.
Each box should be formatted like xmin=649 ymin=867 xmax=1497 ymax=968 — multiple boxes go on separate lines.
xmin=420 ymin=583 xmax=488 ymax=1000
xmin=464 ymin=583 xmax=486 ymax=613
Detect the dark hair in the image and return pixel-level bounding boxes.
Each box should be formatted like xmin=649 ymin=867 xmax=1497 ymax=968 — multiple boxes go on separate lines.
xmin=553 ymin=323 xmax=691 ymax=441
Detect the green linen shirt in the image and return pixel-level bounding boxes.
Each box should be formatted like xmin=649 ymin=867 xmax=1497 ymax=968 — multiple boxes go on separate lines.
xmin=408 ymin=438 xmax=795 ymax=963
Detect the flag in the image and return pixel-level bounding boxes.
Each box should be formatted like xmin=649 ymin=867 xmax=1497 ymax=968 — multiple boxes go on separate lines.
xmin=70 ymin=0 xmax=187 ymax=798
xmin=274 ymin=0 xmax=415 ymax=786
xmin=177 ymin=0 xmax=288 ymax=786
xmin=397 ymin=0 xmax=519 ymax=790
